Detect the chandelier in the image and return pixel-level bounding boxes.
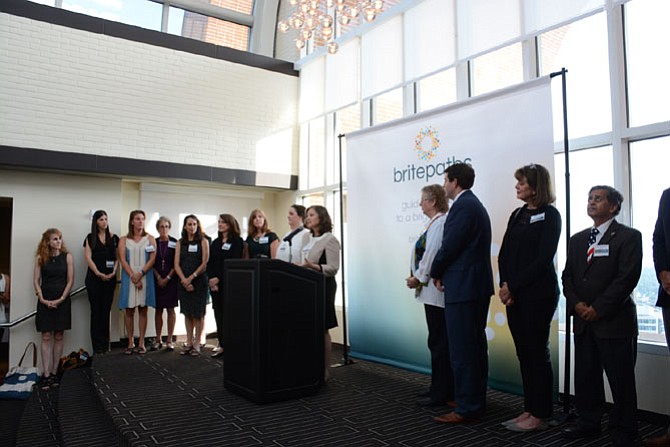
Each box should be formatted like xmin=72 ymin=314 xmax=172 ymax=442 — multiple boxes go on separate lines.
xmin=277 ymin=0 xmax=386 ymax=54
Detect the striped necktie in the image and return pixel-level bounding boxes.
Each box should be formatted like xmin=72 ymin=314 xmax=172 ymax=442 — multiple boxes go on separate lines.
xmin=586 ymin=227 xmax=599 ymax=263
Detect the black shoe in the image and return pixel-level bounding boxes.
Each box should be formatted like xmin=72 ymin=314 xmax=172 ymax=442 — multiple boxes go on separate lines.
xmin=561 ymin=424 xmax=601 ymax=439
xmin=416 ymin=396 xmax=448 ymax=407
xmin=416 ymin=389 xmax=431 ymax=398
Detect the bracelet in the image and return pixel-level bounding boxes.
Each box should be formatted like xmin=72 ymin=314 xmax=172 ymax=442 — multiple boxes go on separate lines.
xmin=193 ymin=272 xmax=197 ymax=278
xmin=167 ymin=275 xmax=172 ymax=280
xmin=141 ymin=270 xmax=146 ymax=276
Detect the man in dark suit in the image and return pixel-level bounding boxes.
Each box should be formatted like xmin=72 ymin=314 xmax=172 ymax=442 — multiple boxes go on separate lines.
xmin=561 ymin=185 xmax=642 ymax=447
xmin=430 ymin=163 xmax=494 ymax=423
xmin=645 ymin=188 xmax=670 ymax=447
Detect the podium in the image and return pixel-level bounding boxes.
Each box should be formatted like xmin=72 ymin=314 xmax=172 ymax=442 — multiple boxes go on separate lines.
xmin=223 ymin=259 xmax=325 ymax=403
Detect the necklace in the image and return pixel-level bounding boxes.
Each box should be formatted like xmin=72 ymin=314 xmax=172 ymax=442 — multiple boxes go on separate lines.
xmin=159 ymin=239 xmax=169 ymax=272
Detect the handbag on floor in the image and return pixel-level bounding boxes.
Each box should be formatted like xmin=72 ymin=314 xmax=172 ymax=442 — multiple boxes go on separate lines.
xmin=0 ymin=341 xmax=39 ymax=400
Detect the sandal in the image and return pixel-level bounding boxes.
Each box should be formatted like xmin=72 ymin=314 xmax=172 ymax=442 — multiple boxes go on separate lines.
xmin=166 ymin=342 xmax=174 ymax=352
xmin=39 ymin=375 xmax=52 ymax=391
xmin=180 ymin=346 xmax=193 ymax=356
xmin=137 ymin=346 xmax=147 ymax=355
xmin=189 ymin=349 xmax=201 ymax=357
xmin=124 ymin=347 xmax=135 ymax=355
xmin=150 ymin=342 xmax=162 ymax=351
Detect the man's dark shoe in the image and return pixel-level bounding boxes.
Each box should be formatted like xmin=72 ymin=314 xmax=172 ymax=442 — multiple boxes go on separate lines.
xmin=561 ymin=423 xmax=601 ymax=439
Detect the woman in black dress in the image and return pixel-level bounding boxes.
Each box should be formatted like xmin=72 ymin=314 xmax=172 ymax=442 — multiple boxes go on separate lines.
xmin=498 ymin=164 xmax=562 ymax=432
xmin=84 ymin=210 xmax=119 ymax=354
xmin=174 ymin=214 xmax=209 ymax=356
xmin=33 ymin=228 xmax=74 ymax=389
xmin=207 ymin=214 xmax=244 ymax=357
xmin=245 ymin=209 xmax=278 ymax=259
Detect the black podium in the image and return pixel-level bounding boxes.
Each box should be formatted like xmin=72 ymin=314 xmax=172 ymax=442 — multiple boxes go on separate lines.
xmin=223 ymin=259 xmax=325 ymax=403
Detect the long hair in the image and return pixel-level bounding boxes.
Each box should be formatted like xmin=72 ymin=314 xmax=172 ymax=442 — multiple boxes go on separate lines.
xmin=514 ymin=163 xmax=555 ymax=207
xmin=180 ymin=214 xmax=204 ymax=243
xmin=307 ymin=205 xmax=333 ymax=235
xmin=89 ymin=210 xmax=113 ymax=250
xmin=126 ymin=210 xmax=148 ymax=238
xmin=218 ymin=214 xmax=241 ymax=239
xmin=248 ymin=209 xmax=271 ymax=238
xmin=36 ymin=228 xmax=69 ymax=267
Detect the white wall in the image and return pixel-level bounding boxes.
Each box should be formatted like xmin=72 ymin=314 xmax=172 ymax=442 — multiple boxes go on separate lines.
xmin=0 ymin=12 xmax=299 ymax=176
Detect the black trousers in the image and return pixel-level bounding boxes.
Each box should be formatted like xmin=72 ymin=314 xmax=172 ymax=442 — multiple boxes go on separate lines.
xmin=86 ymin=275 xmax=116 ymax=353
xmin=424 ymin=304 xmax=453 ymax=402
xmin=574 ymin=327 xmax=638 ymax=441
xmin=211 ymin=288 xmax=224 ymax=347
xmin=506 ymin=294 xmax=557 ymax=418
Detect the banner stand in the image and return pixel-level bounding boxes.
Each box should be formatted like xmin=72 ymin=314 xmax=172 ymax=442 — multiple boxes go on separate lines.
xmin=332 ymin=133 xmax=354 ymax=368
xmin=550 ymin=67 xmax=575 ymax=425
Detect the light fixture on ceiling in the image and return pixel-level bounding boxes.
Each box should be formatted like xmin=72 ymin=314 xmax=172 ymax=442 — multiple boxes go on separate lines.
xmin=277 ymin=0 xmax=386 ymax=54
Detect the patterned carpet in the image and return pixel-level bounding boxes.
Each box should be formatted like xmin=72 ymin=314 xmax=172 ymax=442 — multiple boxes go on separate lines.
xmin=5 ymin=343 xmax=669 ymax=446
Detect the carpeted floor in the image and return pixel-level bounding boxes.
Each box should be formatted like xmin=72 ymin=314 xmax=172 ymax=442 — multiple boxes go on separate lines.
xmin=5 ymin=343 xmax=669 ymax=447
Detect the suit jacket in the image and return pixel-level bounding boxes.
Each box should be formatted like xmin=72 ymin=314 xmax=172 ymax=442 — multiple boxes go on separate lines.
xmin=430 ymin=189 xmax=494 ymax=303
xmin=652 ymin=188 xmax=670 ymax=307
xmin=562 ymin=220 xmax=642 ymax=338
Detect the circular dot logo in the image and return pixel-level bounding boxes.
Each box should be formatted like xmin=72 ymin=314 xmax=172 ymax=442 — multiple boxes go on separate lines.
xmin=414 ymin=126 xmax=440 ymax=161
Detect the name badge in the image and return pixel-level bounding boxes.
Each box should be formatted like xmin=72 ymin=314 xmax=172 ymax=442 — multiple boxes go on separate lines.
xmin=168 ymin=241 xmax=177 ymax=249
xmin=145 ymin=245 xmax=155 ymax=253
xmin=222 ymin=243 xmax=231 ymax=251
xmin=594 ymin=245 xmax=609 ymax=257
xmin=530 ymin=212 xmax=545 ymax=224
xmin=279 ymin=245 xmax=287 ymax=251
xmin=106 ymin=260 xmax=114 ymax=269
xmin=188 ymin=244 xmax=198 ymax=253
xmin=259 ymin=236 xmax=269 ymax=244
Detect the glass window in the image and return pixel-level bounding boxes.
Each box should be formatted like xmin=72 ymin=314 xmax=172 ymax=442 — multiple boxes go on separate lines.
xmin=168 ymin=6 xmax=249 ymax=51
xmin=209 ymin=0 xmax=254 ymax=15
xmin=302 ymin=193 xmax=325 ymax=207
xmin=554 ymin=146 xmax=614 ymax=330
xmin=334 ymin=104 xmax=361 ymax=183
xmin=418 ymin=69 xmax=457 ymax=112
xmin=471 ymin=43 xmax=523 ymax=97
xmin=630 ymin=137 xmax=670 ymax=343
xmin=625 ymin=0 xmax=670 ymax=127
xmin=539 ymin=14 xmax=612 ymax=140
xmin=372 ymin=87 xmax=403 ymax=126
xmin=62 ymin=0 xmax=162 ymax=31
xmin=307 ymin=118 xmax=326 ymax=189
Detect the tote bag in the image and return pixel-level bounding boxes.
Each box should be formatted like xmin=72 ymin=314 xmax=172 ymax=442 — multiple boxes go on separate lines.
xmin=0 ymin=342 xmax=38 ymax=400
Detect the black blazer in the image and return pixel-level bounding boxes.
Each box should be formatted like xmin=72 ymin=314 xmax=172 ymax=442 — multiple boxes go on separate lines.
xmin=652 ymin=188 xmax=670 ymax=307
xmin=498 ymin=205 xmax=561 ymax=301
xmin=561 ymin=220 xmax=642 ymax=338
xmin=207 ymin=235 xmax=244 ymax=283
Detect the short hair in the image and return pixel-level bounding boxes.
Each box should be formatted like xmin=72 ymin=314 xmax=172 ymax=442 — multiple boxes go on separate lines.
xmin=444 ymin=163 xmax=475 ymax=190
xmin=589 ymin=185 xmax=624 ymax=215
xmin=421 ymin=184 xmax=449 ymax=213
xmin=514 ymin=163 xmax=555 ymax=207
xmin=291 ymin=204 xmax=306 ymax=219
xmin=156 ymin=216 xmax=171 ymax=231
xmin=218 ymin=213 xmax=241 ymax=239
xmin=307 ymin=205 xmax=333 ymax=235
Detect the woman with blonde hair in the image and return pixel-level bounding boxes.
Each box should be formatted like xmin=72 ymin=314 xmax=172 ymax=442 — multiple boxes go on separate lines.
xmin=33 ymin=228 xmax=74 ymax=390
xmin=246 ymin=209 xmax=279 ymax=259
xmin=118 ymin=210 xmax=156 ymax=355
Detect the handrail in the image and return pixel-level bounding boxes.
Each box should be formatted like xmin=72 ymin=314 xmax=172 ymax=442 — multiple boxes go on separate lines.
xmin=0 ymin=285 xmax=87 ymax=329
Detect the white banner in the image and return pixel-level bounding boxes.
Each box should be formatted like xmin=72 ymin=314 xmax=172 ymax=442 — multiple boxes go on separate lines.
xmin=346 ymin=77 xmax=556 ymax=390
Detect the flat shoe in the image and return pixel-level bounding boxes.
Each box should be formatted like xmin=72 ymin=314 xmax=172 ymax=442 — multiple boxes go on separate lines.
xmin=136 ymin=346 xmax=147 ymax=355
xmin=506 ymin=421 xmax=548 ymax=432
xmin=189 ymin=349 xmax=200 ymax=357
xmin=124 ymin=347 xmax=134 ymax=355
xmin=434 ymin=412 xmax=476 ymax=424
xmin=166 ymin=343 xmax=174 ymax=352
xmin=180 ymin=346 xmax=193 ymax=356
xmin=211 ymin=350 xmax=224 ymax=358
